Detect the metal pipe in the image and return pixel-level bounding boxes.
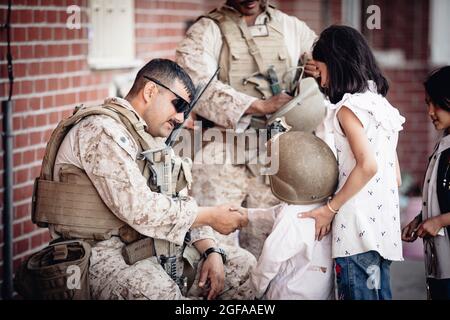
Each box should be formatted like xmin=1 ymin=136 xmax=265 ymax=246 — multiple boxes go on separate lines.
xmin=2 ymin=0 xmax=14 ymax=300
xmin=2 ymin=100 xmax=14 ymax=300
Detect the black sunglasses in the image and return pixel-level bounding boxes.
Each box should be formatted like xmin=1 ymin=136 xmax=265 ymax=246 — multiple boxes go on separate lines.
xmin=143 ymin=76 xmax=191 ymax=114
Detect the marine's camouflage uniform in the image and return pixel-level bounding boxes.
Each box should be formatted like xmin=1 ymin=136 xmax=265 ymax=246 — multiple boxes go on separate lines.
xmin=53 ymin=98 xmax=256 ymax=300
xmin=176 ymin=7 xmax=317 ymax=258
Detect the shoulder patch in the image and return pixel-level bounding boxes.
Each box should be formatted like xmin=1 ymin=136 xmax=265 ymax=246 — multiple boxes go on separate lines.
xmin=101 ymin=118 xmax=138 ymax=160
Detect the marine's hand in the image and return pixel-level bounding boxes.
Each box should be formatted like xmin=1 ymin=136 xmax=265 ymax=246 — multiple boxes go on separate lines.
xmin=247 ymin=92 xmax=293 ymax=116
xmin=207 ymin=204 xmax=248 ymax=235
xmin=198 ymin=253 xmax=225 ymax=300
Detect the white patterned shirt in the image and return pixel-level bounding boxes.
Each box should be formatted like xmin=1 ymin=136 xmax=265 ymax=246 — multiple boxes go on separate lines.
xmin=330 ymin=81 xmax=405 ymax=261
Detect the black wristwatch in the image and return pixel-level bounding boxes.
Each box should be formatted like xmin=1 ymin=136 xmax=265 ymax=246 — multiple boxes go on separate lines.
xmin=202 ymin=247 xmax=226 ymax=264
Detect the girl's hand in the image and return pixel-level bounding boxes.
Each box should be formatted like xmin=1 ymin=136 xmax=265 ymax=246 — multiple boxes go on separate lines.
xmin=298 ymin=205 xmax=335 ymax=241
xmin=401 ymin=216 xmax=421 ymax=242
xmin=416 ymin=216 xmax=443 ymax=238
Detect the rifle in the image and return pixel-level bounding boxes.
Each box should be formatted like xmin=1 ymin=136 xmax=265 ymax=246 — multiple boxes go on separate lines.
xmin=166 ymin=67 xmax=220 ymax=147
xmin=130 ymin=69 xmax=220 ymax=293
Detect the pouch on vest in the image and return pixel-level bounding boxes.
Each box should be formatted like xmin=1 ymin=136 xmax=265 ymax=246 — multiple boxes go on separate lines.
xmin=14 ymin=240 xmax=91 ymax=300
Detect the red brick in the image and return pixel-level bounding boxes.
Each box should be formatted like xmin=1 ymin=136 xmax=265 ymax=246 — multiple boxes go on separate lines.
xmin=13 ymin=222 xmax=22 ymax=238
xmin=24 ymin=116 xmax=36 ymax=129
xmin=14 ymin=238 xmax=29 ymax=256
xmin=23 ymin=220 xmax=36 ymax=235
xmin=18 ymin=45 xmax=34 ymax=59
xmin=13 ymin=63 xmax=27 ymax=78
xmin=54 ymin=27 xmax=66 ymax=41
xmin=36 ymin=114 xmax=48 ymax=127
xmin=34 ymin=10 xmax=46 ymax=24
xmin=13 ymin=185 xmax=33 ymax=202
xmin=42 ymin=231 xmax=51 ymax=243
xmin=12 ymin=27 xmax=27 ymax=42
xmin=23 ymin=150 xmax=35 ymax=163
xmin=14 ymin=168 xmax=29 ymax=185
xmin=46 ymin=10 xmax=59 ymax=24
xmin=13 ymin=153 xmax=22 ymax=167
xmin=20 ymin=80 xmax=33 ymax=95
xmin=29 ymin=98 xmax=41 ymax=111
xmin=30 ymin=131 xmax=41 ymax=145
xmin=13 ymin=117 xmax=22 ymax=131
xmin=14 ymin=203 xmax=31 ymax=220
xmin=40 ymin=27 xmax=53 ymax=41
xmin=43 ymin=95 xmax=54 ymax=108
xmin=35 ymin=147 xmax=46 ymax=160
xmin=27 ymin=27 xmax=40 ymax=41
xmin=47 ymin=77 xmax=59 ymax=91
xmin=31 ymin=233 xmax=42 ymax=248
xmin=35 ymin=79 xmax=46 ymax=92
xmin=14 ymin=133 xmax=29 ymax=149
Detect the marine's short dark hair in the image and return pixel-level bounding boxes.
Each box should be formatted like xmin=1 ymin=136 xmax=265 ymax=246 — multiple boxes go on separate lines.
xmin=126 ymin=58 xmax=195 ymax=102
xmin=424 ymin=66 xmax=450 ymax=112
xmin=312 ymin=25 xmax=389 ymax=104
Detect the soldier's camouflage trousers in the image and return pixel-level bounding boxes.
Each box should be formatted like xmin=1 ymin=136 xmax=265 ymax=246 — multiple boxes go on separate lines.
xmin=89 ymin=237 xmax=256 ymax=300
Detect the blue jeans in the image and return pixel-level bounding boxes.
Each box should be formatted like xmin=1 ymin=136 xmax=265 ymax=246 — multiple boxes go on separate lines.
xmin=428 ymin=278 xmax=450 ymax=300
xmin=335 ymin=250 xmax=392 ymax=300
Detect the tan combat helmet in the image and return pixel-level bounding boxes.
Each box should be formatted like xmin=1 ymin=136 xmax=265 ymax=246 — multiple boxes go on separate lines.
xmin=267 ymin=77 xmax=326 ymax=133
xmin=269 ymin=131 xmax=338 ymax=205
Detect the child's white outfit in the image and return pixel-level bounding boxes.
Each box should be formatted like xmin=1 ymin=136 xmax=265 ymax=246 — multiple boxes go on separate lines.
xmin=250 ymin=203 xmax=335 ymax=300
xmin=330 ymin=80 xmax=405 ymax=261
xmin=250 ymin=107 xmax=336 ymax=300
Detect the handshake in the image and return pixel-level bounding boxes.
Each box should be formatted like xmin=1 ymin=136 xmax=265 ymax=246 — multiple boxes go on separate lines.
xmin=194 ymin=204 xmax=249 ymax=235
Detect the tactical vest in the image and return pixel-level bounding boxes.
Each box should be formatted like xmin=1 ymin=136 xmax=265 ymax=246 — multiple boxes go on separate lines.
xmin=32 ymin=101 xmax=155 ymax=241
xmin=32 ymin=100 xmax=192 ymax=247
xmin=28 ymin=100 xmax=198 ymax=297
xmin=204 ymin=6 xmax=291 ymax=100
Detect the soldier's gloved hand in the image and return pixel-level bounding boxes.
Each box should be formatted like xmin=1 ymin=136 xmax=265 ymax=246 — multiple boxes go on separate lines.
xmin=198 ymin=253 xmax=225 ymax=300
xmin=246 ymin=92 xmax=293 ymax=116
xmin=210 ymin=204 xmax=248 ymax=235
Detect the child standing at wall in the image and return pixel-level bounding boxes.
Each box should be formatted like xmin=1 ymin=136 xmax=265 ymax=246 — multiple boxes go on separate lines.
xmin=300 ymin=25 xmax=405 ymax=300
xmin=402 ymin=66 xmax=450 ymax=300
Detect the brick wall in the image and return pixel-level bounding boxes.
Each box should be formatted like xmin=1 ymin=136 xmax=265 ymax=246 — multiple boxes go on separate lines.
xmin=274 ymin=0 xmax=323 ymax=33
xmin=363 ymin=0 xmax=429 ymax=62
xmin=361 ymin=0 xmax=433 ymax=187
xmin=135 ymin=0 xmax=222 ymax=61
xmin=0 ymin=0 xmax=94 ymax=278
xmin=385 ymin=67 xmax=432 ymax=189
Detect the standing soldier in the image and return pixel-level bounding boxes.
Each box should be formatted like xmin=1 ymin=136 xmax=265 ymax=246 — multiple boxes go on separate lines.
xmin=27 ymin=59 xmax=256 ymax=300
xmin=176 ymin=0 xmax=320 ymax=257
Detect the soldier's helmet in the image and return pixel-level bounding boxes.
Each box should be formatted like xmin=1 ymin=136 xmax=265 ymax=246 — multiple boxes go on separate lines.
xmin=267 ymin=77 xmax=326 ymax=133
xmin=268 ymin=131 xmax=338 ymax=205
